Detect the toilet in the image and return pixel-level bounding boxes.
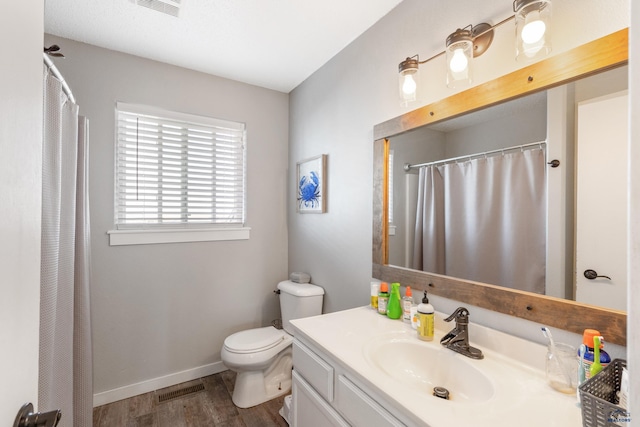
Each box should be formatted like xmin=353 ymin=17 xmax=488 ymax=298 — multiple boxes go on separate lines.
xmin=221 ymin=280 xmax=324 ymax=408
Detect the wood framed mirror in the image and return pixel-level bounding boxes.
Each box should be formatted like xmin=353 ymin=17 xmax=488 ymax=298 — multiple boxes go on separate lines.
xmin=372 ymin=29 xmax=628 ymax=345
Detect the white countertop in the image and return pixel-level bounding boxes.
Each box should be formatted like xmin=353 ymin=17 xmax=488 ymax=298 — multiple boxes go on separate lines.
xmin=291 ymin=306 xmax=583 ymax=427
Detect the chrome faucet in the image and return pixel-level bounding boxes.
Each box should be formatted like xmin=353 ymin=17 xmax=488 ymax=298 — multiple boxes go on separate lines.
xmin=440 ymin=307 xmax=484 ymax=359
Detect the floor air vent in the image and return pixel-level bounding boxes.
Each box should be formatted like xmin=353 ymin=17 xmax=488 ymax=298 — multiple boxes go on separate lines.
xmin=157 ymin=382 xmax=205 ymax=403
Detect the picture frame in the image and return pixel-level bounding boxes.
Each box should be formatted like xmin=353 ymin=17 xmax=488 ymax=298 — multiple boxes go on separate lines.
xmin=296 ymin=154 xmax=327 ymax=213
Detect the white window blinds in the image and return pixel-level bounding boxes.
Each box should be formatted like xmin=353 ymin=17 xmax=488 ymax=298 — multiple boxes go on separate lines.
xmin=115 ymin=103 xmax=246 ymax=228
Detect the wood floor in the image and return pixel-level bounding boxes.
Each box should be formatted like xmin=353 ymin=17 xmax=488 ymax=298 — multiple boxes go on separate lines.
xmin=93 ymin=370 xmax=289 ymax=427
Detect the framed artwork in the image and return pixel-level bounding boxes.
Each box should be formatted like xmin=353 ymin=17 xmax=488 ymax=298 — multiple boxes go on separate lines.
xmin=296 ymin=154 xmax=327 ymax=213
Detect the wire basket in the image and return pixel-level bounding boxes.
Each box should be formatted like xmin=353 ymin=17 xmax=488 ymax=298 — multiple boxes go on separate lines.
xmin=579 ymin=359 xmax=629 ymax=427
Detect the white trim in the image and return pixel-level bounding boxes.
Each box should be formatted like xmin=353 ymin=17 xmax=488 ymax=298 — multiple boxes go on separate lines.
xmin=116 ymin=102 xmax=245 ymax=131
xmin=93 ymin=361 xmax=228 ymax=407
xmin=108 ymin=227 xmax=251 ymax=246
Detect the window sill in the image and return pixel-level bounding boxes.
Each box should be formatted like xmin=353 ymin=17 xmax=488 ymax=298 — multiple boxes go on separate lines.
xmin=107 ymin=227 xmax=251 ymax=246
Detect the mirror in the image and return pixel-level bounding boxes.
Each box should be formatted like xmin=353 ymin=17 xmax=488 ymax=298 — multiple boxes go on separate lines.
xmin=387 ymin=65 xmax=628 ymax=310
xmin=372 ymin=29 xmax=628 ymax=345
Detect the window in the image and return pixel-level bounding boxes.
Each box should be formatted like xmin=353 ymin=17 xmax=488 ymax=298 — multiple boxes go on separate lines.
xmin=109 ymin=103 xmax=249 ymax=246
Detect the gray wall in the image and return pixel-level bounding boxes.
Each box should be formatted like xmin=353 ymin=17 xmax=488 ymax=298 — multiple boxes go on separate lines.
xmin=288 ymin=0 xmax=629 ymax=349
xmin=443 ymin=102 xmax=547 ymax=158
xmin=44 ymin=35 xmax=290 ymax=396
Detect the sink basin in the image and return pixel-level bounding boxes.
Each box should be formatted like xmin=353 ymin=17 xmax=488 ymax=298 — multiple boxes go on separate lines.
xmin=364 ymin=334 xmax=495 ymax=403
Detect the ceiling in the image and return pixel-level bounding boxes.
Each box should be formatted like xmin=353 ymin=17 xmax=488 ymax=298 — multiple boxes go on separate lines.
xmin=44 ymin=0 xmax=403 ymax=93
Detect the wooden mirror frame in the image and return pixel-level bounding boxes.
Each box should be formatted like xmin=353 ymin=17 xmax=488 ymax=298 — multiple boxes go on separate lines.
xmin=372 ymin=29 xmax=628 ymax=345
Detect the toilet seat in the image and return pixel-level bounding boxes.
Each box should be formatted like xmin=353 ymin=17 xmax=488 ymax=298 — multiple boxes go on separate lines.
xmin=223 ymin=326 xmax=289 ymax=354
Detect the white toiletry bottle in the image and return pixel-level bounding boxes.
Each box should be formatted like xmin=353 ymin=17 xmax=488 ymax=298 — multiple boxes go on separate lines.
xmin=402 ymin=286 xmax=414 ymax=323
xmin=417 ymin=291 xmax=434 ymax=341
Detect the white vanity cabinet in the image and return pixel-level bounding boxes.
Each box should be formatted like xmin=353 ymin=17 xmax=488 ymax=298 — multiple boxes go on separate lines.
xmin=289 ymin=307 xmax=583 ymax=427
xmin=291 ymin=338 xmax=410 ymax=427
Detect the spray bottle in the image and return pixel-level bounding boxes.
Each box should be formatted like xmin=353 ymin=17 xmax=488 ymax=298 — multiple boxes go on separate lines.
xmin=386 ymin=282 xmax=402 ymax=319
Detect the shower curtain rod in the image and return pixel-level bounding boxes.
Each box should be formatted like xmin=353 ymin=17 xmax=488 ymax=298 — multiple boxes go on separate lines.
xmin=43 ymin=53 xmax=76 ymax=104
xmin=403 ymin=140 xmax=547 ymax=171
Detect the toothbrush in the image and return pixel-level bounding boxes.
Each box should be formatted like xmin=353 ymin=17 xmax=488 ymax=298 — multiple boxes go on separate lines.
xmin=578 ymin=344 xmax=586 ymax=385
xmin=590 ymin=336 xmax=604 ymax=378
xmin=541 ymin=326 xmax=557 ymax=349
xmin=577 ymin=344 xmax=586 ymax=406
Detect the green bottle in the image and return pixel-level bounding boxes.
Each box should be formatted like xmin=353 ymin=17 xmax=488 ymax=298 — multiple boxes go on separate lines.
xmin=387 ymin=282 xmax=402 ymax=319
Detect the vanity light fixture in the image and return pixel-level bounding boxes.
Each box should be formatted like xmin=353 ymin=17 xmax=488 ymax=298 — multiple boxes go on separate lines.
xmin=514 ymin=0 xmax=552 ymax=61
xmin=399 ymin=56 xmax=420 ymax=106
xmin=397 ymin=0 xmax=552 ymax=105
xmin=445 ymin=23 xmax=494 ymax=88
xmin=446 ymin=28 xmax=474 ymax=88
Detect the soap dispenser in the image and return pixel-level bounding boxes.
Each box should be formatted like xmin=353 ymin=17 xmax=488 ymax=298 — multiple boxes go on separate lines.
xmin=386 ymin=282 xmax=402 ymax=319
xmin=417 ymin=291 xmax=434 ymax=341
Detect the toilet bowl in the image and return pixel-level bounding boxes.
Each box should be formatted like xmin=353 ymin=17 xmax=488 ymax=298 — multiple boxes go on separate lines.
xmin=221 ymin=326 xmax=294 ymax=408
xmin=221 ymin=280 xmax=324 ymax=408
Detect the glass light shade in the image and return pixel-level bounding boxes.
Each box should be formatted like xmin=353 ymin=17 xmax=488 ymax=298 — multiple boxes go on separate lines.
xmin=446 ymin=29 xmax=473 ymax=89
xmin=398 ymin=58 xmax=420 ymax=107
xmin=515 ymin=0 xmax=552 ymax=61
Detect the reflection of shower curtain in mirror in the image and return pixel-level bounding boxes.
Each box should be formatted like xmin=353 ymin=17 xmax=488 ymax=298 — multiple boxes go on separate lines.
xmin=412 ymin=149 xmax=546 ymax=294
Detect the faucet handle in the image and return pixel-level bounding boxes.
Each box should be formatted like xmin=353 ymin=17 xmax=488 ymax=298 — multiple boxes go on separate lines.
xmin=443 ymin=307 xmax=469 ymax=323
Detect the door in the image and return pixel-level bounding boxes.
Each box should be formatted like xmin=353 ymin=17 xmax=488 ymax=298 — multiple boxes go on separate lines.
xmin=575 ymin=90 xmax=628 ymax=311
xmin=0 ymin=1 xmax=43 ymax=423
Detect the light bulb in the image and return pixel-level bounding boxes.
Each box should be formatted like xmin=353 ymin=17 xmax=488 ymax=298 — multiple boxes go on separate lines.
xmin=449 ymin=48 xmax=469 ymax=73
xmin=522 ymin=18 xmax=546 ymax=44
xmin=402 ymin=74 xmax=417 ymax=97
xmin=514 ymin=0 xmax=552 ymax=61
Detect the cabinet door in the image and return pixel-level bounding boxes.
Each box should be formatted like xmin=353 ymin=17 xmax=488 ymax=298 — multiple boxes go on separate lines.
xmin=336 ymin=375 xmax=406 ymax=427
xmin=293 ymin=340 xmax=334 ymax=402
xmin=291 ymin=370 xmax=349 ymax=427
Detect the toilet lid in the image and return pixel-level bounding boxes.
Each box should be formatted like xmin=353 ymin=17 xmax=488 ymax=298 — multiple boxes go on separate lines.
xmin=224 ymin=326 xmax=287 ymax=353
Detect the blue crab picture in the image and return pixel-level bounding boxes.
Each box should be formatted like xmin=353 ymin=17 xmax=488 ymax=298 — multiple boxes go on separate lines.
xmin=298 ymin=171 xmax=321 ymax=208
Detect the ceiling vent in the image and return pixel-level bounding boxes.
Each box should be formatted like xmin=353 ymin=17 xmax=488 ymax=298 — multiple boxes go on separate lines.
xmin=133 ymin=0 xmax=182 ymax=17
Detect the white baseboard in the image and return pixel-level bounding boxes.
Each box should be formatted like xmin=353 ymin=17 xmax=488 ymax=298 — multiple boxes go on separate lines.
xmin=93 ymin=361 xmax=228 ymax=407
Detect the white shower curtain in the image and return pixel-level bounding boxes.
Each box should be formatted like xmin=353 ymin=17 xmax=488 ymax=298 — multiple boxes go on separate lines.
xmin=412 ymin=166 xmax=445 ymax=274
xmin=412 ymin=148 xmax=546 ymax=293
xmin=40 ymin=66 xmax=93 ymax=427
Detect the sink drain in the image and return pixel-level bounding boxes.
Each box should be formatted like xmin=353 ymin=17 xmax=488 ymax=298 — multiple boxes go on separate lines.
xmin=433 ymin=386 xmax=450 ymax=400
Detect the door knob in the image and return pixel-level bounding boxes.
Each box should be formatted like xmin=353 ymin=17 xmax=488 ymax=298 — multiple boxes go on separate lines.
xmin=583 ymin=269 xmax=611 ymax=280
xmin=14 ymin=403 xmax=61 ymax=427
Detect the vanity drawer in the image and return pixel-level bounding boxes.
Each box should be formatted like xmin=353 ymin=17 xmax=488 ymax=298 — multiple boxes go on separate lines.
xmin=336 ymin=374 xmax=405 ymax=427
xmin=293 ymin=339 xmax=334 ymax=402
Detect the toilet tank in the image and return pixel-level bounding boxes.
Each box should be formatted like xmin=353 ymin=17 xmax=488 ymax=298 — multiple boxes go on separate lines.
xmin=277 ymin=280 xmax=324 ymax=334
